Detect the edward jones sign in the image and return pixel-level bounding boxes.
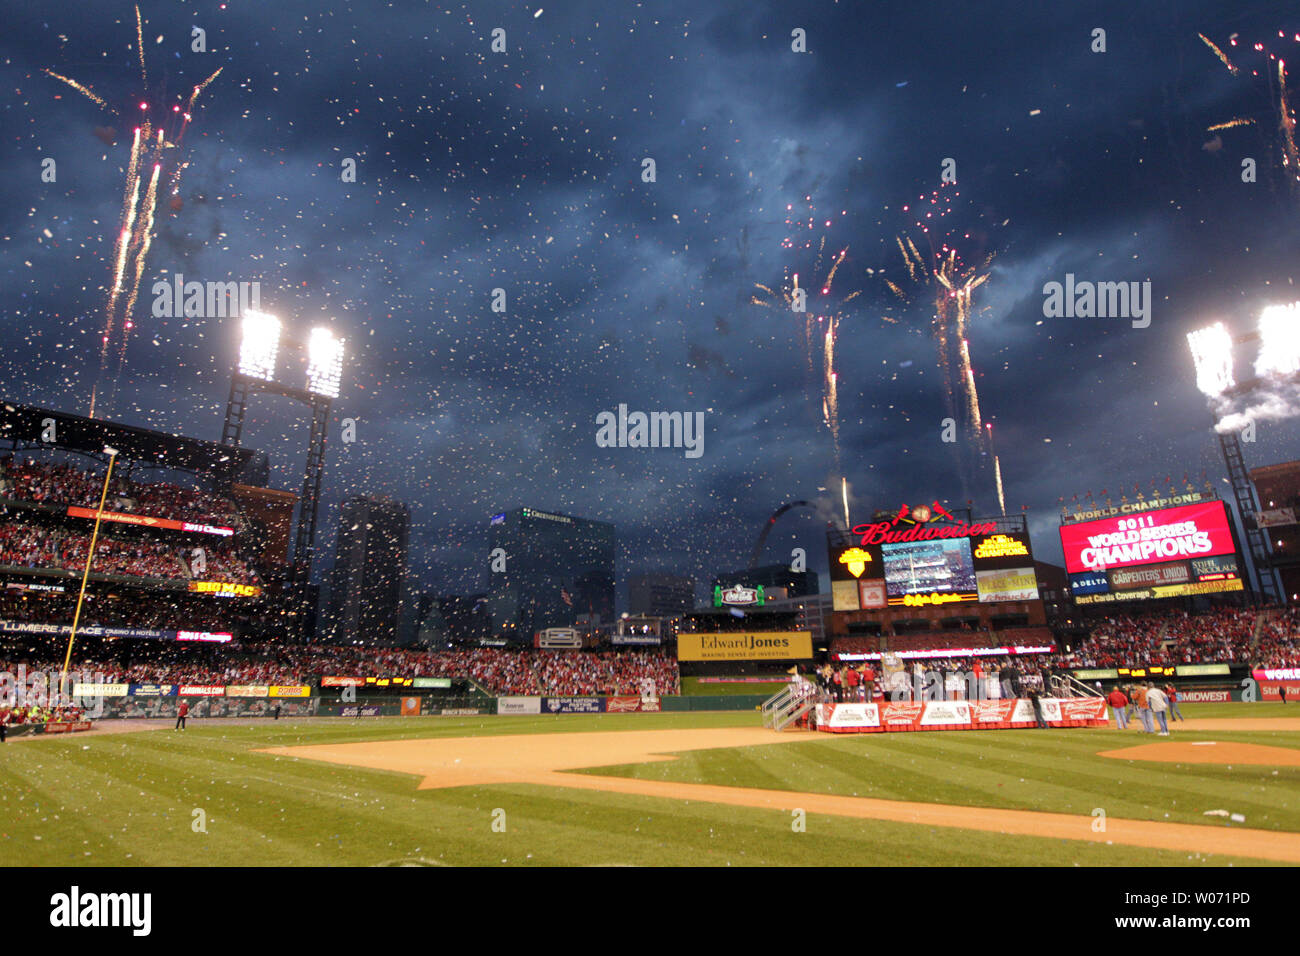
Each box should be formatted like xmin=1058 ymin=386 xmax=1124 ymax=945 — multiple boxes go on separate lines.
xmin=677 ymin=631 xmax=812 ymax=661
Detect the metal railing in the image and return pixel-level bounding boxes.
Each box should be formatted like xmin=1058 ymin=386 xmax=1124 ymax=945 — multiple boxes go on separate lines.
xmin=762 ymin=681 xmax=822 ymax=731
xmin=1050 ymin=673 xmax=1103 ymax=699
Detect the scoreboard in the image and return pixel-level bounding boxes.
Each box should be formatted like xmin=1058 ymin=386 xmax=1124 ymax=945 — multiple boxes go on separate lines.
xmin=1057 ymin=499 xmax=1244 ymax=603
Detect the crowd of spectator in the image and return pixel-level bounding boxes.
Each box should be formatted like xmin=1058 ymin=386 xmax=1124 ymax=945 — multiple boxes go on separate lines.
xmin=0 ymin=592 xmax=253 ymax=633
xmin=1060 ymin=608 xmax=1257 ymax=668
xmin=1255 ymin=607 xmax=1300 ymax=668
xmin=0 ymin=643 xmax=681 ymax=698
xmin=0 ymin=702 xmax=87 ymax=726
xmin=0 ymin=521 xmax=259 ymax=586
xmin=0 ymin=455 xmax=241 ymax=527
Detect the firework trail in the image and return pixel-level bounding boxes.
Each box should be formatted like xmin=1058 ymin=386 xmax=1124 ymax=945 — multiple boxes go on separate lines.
xmin=1200 ymin=28 xmax=1300 ymax=190
xmin=885 ymin=181 xmax=997 ymax=504
xmin=45 ymin=7 xmax=221 ymax=418
xmin=752 ymin=197 xmax=867 ymax=468
xmin=891 ymin=184 xmax=992 ymax=445
xmin=42 ymin=70 xmax=108 ymax=109
xmin=1199 ymin=33 xmax=1239 ymax=75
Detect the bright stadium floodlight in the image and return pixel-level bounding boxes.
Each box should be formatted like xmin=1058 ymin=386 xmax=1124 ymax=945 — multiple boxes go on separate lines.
xmin=1186 ymin=322 xmax=1235 ymax=398
xmin=306 ymin=326 xmax=344 ymax=398
xmin=1255 ymin=301 xmax=1300 ymax=379
xmin=238 ymin=310 xmax=281 ymax=382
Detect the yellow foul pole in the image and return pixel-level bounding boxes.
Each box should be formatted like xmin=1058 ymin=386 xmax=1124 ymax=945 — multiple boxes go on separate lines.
xmin=60 ymin=447 xmax=118 ymax=699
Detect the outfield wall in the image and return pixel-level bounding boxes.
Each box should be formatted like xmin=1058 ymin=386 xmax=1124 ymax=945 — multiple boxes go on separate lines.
xmin=71 ymin=692 xmax=768 ymax=718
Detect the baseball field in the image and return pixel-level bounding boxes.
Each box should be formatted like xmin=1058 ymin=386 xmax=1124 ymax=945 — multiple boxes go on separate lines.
xmin=4 ymin=702 xmax=1299 ymax=867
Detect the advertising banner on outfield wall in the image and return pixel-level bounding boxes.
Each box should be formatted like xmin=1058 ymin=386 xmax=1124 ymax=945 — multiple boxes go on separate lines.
xmin=1259 ymin=680 xmax=1300 ymax=701
xmin=98 ymin=696 xmax=319 ymax=718
xmin=497 ymin=696 xmax=542 ymax=714
xmin=605 ymin=695 xmax=663 ymax=713
xmin=129 ymin=683 xmax=179 ymax=697
xmin=225 ymin=685 xmax=270 ymax=698
xmin=1176 ymin=689 xmax=1232 ymax=703
xmin=400 ymin=697 xmax=421 ymax=716
xmin=676 ymin=631 xmax=813 ymax=662
xmin=542 ymin=697 xmax=604 ymax=713
xmin=268 ymin=685 xmax=311 ymax=698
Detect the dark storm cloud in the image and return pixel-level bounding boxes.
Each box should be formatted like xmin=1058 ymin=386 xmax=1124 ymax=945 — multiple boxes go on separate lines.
xmin=4 ymin=0 xmax=1300 ymax=606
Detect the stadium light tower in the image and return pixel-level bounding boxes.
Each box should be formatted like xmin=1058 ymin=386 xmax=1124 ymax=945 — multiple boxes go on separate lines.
xmin=223 ymin=313 xmax=346 ymax=639
xmin=1186 ymin=308 xmax=1295 ymax=605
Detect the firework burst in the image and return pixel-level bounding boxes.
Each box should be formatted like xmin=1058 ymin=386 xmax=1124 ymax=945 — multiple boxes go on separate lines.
xmin=752 ymin=197 xmax=872 ymax=469
xmin=1200 ymin=28 xmax=1300 ymax=191
xmin=44 ymin=6 xmax=221 ymax=418
xmin=883 ymin=180 xmax=999 ymax=505
xmin=889 ymin=182 xmax=992 ymax=445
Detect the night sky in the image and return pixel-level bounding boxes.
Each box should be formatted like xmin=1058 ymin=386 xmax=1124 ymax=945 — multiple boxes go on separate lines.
xmin=3 ymin=1 xmax=1299 ymax=606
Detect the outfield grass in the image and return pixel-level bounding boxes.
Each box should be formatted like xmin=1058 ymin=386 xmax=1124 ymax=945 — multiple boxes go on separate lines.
xmin=1 ymin=704 xmax=1295 ymax=867
xmin=680 ymin=676 xmax=786 ymax=696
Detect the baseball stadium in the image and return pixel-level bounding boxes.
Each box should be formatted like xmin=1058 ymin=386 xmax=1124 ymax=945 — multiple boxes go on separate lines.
xmin=1 ymin=394 xmax=1298 ymax=870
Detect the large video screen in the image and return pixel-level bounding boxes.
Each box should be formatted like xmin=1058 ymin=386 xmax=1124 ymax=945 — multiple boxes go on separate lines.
xmin=1059 ymin=500 xmax=1244 ymax=603
xmin=829 ymin=525 xmax=1039 ymax=610
xmin=881 ymin=538 xmax=977 ymax=603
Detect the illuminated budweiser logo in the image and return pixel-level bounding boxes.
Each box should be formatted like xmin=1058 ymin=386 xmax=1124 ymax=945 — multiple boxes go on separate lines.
xmin=838 ymin=547 xmax=872 ymax=577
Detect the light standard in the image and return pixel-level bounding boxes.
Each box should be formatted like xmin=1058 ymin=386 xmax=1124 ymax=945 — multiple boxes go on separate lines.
xmin=60 ymin=445 xmax=119 ymax=700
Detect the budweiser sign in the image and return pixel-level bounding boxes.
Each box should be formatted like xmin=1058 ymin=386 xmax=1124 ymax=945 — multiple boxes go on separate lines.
xmin=853 ymin=520 xmax=997 ymax=546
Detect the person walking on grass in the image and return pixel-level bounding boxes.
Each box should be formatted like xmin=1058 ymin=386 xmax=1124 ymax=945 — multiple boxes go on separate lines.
xmin=1107 ymin=684 xmax=1130 ymax=730
xmin=1147 ymin=683 xmax=1171 ymax=736
xmin=175 ymin=699 xmax=189 ymax=731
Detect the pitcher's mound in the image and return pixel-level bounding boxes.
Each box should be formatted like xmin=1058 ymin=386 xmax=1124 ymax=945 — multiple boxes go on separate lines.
xmin=1098 ymin=741 xmax=1300 ymax=766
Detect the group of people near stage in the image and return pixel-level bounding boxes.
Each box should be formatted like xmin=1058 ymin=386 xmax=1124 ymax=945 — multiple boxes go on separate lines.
xmin=1105 ymin=681 xmax=1183 ymax=735
xmin=806 ymin=658 xmax=1059 ymax=702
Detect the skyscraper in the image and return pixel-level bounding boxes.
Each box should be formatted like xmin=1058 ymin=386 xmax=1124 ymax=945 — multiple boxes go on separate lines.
xmin=487 ymin=507 xmax=615 ymax=642
xmin=327 ymin=495 xmax=411 ymax=644
xmin=628 ymin=572 xmax=695 ymax=617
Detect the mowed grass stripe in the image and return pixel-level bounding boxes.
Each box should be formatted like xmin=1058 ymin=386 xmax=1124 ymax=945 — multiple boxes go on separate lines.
xmin=434 ymin=782 xmax=1276 ymax=867
xmin=579 ymin=727 xmax=1300 ymax=831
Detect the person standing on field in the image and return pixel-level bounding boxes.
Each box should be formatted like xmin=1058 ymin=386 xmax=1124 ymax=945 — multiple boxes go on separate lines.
xmin=1163 ymin=683 xmax=1184 ymax=721
xmin=1107 ymin=685 xmax=1130 ymax=730
xmin=1147 ymin=683 xmax=1171 ymax=736
xmin=1134 ymin=683 xmax=1154 ymax=733
xmin=175 ymin=699 xmax=189 ymax=731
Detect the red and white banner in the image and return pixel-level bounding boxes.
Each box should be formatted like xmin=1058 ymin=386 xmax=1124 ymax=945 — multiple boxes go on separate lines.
xmin=815 ymin=702 xmax=880 ymax=729
xmin=1260 ymin=681 xmax=1300 ymax=702
xmin=606 ymin=695 xmax=666 ymax=713
xmin=1059 ymin=501 xmax=1236 ymax=574
xmin=919 ymin=701 xmax=972 ymax=726
xmin=816 ymin=698 xmax=1107 ymax=733
xmin=43 ymin=720 xmax=93 ymax=734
